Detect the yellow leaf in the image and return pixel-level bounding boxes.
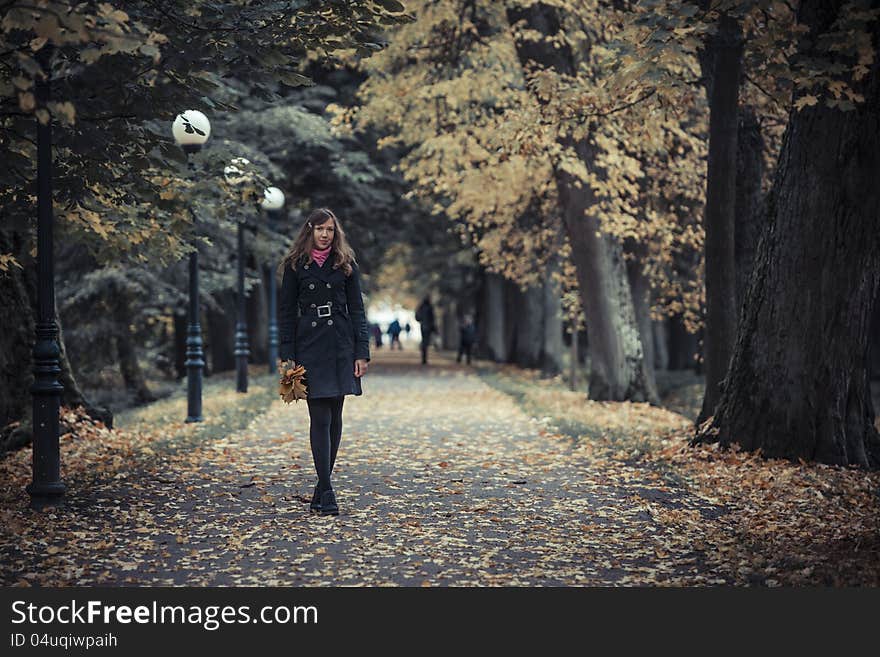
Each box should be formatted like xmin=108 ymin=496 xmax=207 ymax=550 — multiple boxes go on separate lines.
xmin=48 ymin=101 xmax=76 ymax=125
xmin=794 ymin=94 xmax=818 ymax=111
xmin=19 ymin=92 xmax=35 ymax=112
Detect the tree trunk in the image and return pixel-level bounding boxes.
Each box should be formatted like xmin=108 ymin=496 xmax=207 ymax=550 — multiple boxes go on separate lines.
xmin=114 ymin=317 xmax=156 ymax=405
xmin=483 ymin=271 xmax=506 ymax=361
xmin=542 ymin=257 xmax=564 ymax=376
xmin=506 ymin=2 xmax=651 ymax=401
xmin=653 ymin=320 xmax=670 ymax=372
xmin=735 ymin=105 xmax=765 ymax=310
xmin=207 ymin=290 xmax=235 ymax=373
xmin=568 ymin=325 xmax=579 ymax=391
xmin=869 ymin=289 xmax=880 ymax=380
xmin=173 ymin=311 xmax=187 ymax=379
xmin=440 ymin=304 xmax=457 ymax=350
xmin=698 ymin=12 xmax=743 ymax=423
xmin=627 ymin=257 xmax=660 ymax=404
xmin=502 ymin=278 xmax=520 ymax=362
xmin=57 ymin=304 xmax=113 ymax=427
xmin=248 ymin=275 xmax=268 ymax=365
xmin=699 ymin=0 xmax=880 ymax=468
xmin=0 ymin=230 xmax=36 ymax=451
xmin=514 ymin=283 xmax=544 ymax=369
xmin=1 ymin=229 xmax=112 ymax=451
xmin=668 ymin=314 xmax=699 ymax=371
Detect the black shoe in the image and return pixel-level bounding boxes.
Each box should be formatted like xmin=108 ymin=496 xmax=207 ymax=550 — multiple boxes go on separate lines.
xmin=309 ymin=484 xmax=321 ymax=512
xmin=320 ymin=489 xmax=339 ymax=516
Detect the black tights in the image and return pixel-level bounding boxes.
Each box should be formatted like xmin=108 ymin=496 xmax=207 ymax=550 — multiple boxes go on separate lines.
xmin=306 ymin=396 xmax=344 ymax=493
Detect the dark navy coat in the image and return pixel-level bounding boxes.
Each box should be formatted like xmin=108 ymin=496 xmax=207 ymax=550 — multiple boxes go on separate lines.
xmin=278 ymin=254 xmax=371 ymax=398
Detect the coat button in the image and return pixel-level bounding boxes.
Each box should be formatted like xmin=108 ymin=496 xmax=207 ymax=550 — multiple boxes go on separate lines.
xmin=309 ymin=283 xmax=315 ymax=290
xmin=310 ymin=303 xmax=316 ymax=308
xmin=326 ymin=283 xmax=331 ymax=288
xmin=311 ymin=321 xmax=317 ymax=327
xmin=327 ymin=319 xmax=333 ymax=325
xmin=304 ymin=264 xmax=309 ymax=269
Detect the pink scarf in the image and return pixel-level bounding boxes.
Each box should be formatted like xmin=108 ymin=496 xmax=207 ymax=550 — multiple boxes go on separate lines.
xmin=310 ymin=245 xmax=331 ymax=267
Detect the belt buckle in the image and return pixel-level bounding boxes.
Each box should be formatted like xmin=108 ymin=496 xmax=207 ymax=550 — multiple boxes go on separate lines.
xmin=317 ymin=304 xmax=331 ymax=318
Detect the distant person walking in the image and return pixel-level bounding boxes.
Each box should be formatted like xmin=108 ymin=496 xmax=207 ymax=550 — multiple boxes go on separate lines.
xmin=387 ymin=318 xmax=403 ymax=350
xmin=457 ymin=314 xmax=476 ymax=365
xmin=371 ymin=322 xmax=383 ymax=349
xmin=414 ymin=295 xmax=436 ymax=365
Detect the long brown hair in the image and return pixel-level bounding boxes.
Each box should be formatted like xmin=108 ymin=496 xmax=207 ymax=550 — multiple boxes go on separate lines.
xmin=277 ymin=208 xmax=357 ymax=277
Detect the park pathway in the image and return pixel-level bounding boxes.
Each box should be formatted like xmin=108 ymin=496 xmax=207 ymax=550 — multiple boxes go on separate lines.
xmin=3 ymin=349 xmax=735 ymax=586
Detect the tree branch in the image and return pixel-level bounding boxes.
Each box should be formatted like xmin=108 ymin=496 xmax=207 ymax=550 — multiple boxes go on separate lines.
xmin=577 ymin=88 xmax=658 ymax=123
xmin=743 ymin=72 xmax=785 ymax=109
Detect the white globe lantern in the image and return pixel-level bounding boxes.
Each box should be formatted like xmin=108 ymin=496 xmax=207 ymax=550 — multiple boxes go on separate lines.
xmin=224 ymin=157 xmax=251 ymax=185
xmin=260 ymin=186 xmax=285 ymax=211
xmin=172 ymin=110 xmax=211 ymax=151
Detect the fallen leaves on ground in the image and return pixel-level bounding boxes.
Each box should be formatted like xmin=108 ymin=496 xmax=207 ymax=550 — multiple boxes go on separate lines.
xmin=1 ymin=352 xmax=877 ymax=586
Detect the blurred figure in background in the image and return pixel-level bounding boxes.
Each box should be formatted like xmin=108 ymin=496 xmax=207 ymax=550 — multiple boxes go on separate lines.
xmin=415 ymin=295 xmax=435 ymax=365
xmin=371 ymin=322 xmax=383 ymax=349
xmin=457 ymin=313 xmax=476 ymax=365
xmin=387 ymin=317 xmax=403 ymax=350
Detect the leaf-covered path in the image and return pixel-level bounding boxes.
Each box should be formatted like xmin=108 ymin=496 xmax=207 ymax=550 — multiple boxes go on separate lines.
xmin=2 ymin=350 xmax=879 ymax=586
xmin=188 ymin=351 xmax=725 ymax=586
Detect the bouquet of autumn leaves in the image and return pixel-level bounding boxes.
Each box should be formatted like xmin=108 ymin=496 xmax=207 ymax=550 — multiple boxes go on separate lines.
xmin=278 ymin=360 xmax=308 ymax=403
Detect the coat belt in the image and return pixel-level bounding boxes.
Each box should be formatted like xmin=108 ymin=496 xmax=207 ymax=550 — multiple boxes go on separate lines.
xmin=300 ymin=302 xmax=349 ymax=318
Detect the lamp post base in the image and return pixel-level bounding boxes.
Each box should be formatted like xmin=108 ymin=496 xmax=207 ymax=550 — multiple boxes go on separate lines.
xmin=185 ymin=249 xmax=204 ymax=422
xmin=26 ymin=481 xmax=66 ymax=497
xmin=235 ymin=355 xmax=249 ymax=393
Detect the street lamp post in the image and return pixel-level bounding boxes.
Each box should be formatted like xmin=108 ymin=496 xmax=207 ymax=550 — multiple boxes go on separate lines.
xmin=28 ymin=46 xmax=65 ymax=502
xmin=225 ymin=158 xmax=252 ymax=393
xmin=234 ymin=220 xmax=249 ymax=393
xmin=261 ymin=187 xmax=285 ymax=375
xmin=172 ymin=110 xmax=211 ymax=422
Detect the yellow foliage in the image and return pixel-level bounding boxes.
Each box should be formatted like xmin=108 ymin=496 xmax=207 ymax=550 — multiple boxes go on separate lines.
xmin=350 ymin=0 xmax=708 ymax=327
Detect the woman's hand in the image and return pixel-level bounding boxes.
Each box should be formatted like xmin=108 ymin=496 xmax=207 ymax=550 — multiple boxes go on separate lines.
xmin=354 ymin=359 xmax=368 ymax=378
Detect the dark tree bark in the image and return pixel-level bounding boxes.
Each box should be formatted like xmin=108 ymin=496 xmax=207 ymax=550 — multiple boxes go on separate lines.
xmin=734 ymin=105 xmax=765 ymax=310
xmin=698 ymin=12 xmax=743 ymax=423
xmin=698 ymin=0 xmax=880 ymax=468
xmin=869 ymin=289 xmax=880 ymax=380
xmin=0 ymin=231 xmax=37 ymax=451
xmin=506 ymin=2 xmax=652 ymax=401
xmin=667 ymin=314 xmax=699 ymax=371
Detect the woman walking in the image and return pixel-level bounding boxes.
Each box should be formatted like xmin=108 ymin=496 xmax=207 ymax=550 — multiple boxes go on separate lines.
xmin=277 ymin=208 xmax=371 ymax=516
